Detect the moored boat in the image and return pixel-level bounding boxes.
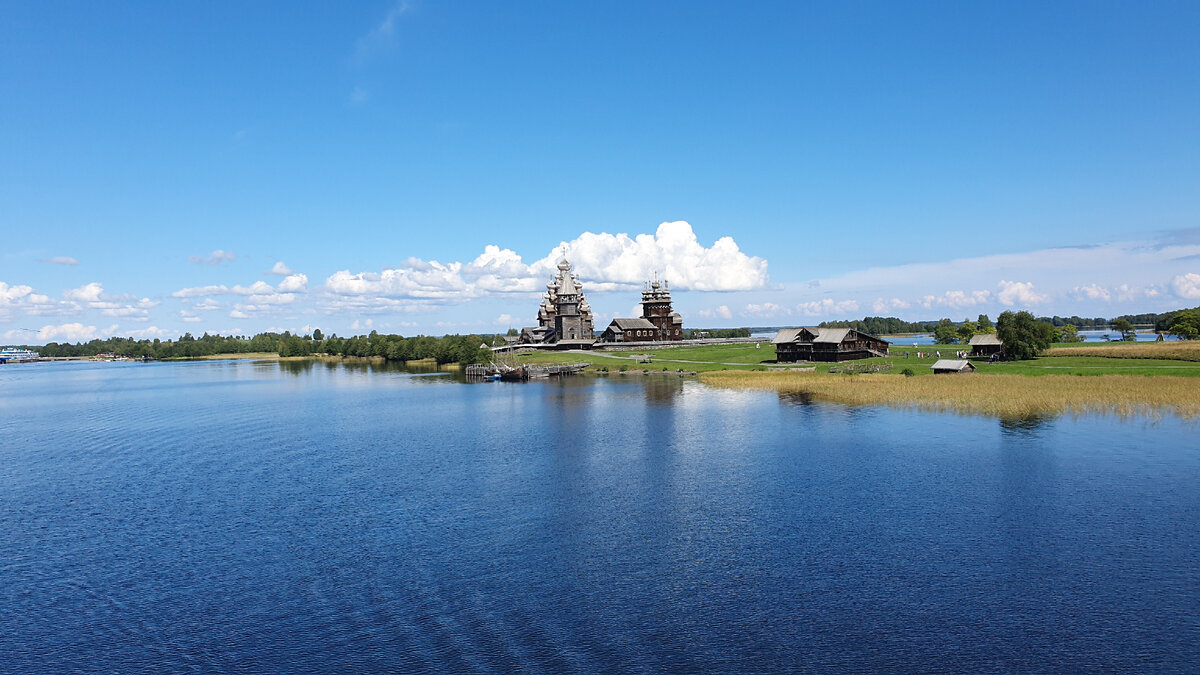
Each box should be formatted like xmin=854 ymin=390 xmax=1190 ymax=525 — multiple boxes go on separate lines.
xmin=0 ymin=347 xmax=40 ymax=363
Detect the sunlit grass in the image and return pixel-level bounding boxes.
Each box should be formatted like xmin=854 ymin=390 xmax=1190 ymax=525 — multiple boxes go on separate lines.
xmin=514 ymin=347 xmax=774 ymax=371
xmin=1047 ymin=340 xmax=1200 ymax=361
xmin=508 ymin=341 xmax=1200 ymax=376
xmin=701 ymin=370 xmax=1200 ymax=419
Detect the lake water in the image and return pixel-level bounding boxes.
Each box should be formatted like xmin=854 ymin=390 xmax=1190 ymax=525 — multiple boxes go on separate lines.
xmin=2 ymin=360 xmax=1197 ymax=672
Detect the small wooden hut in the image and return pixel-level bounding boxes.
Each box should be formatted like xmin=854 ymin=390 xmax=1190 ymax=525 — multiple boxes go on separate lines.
xmin=930 ymin=359 xmax=976 ymax=374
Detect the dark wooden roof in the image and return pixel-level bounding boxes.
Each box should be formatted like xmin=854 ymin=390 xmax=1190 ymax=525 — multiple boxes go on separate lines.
xmin=607 ymin=318 xmax=657 ymax=330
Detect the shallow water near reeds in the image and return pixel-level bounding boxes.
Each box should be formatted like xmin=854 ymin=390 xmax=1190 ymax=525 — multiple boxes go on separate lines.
xmin=2 ymin=359 xmax=1197 ymax=672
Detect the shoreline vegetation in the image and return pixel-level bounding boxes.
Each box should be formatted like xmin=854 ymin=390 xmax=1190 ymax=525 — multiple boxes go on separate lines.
xmin=16 ymin=324 xmax=1200 ymax=419
xmin=699 ymin=371 xmax=1200 ymax=420
xmin=515 ymin=339 xmax=1200 ymax=419
xmin=1043 ymin=341 xmax=1200 ymax=361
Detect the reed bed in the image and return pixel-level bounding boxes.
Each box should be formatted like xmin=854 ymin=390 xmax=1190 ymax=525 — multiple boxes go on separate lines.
xmin=701 ymin=371 xmax=1200 ymax=420
xmin=1047 ymin=341 xmax=1200 ymax=361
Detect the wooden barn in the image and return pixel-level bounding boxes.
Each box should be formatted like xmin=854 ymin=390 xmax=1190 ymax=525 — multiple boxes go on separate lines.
xmin=772 ymin=327 xmax=890 ymax=363
xmin=968 ymin=334 xmax=1004 ymax=358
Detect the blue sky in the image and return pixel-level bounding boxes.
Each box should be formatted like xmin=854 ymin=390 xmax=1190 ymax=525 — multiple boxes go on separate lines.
xmin=3 ymin=1 xmax=1200 ymax=343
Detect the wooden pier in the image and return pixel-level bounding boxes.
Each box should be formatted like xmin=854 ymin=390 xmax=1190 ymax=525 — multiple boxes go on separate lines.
xmin=465 ymin=363 xmax=587 ymax=380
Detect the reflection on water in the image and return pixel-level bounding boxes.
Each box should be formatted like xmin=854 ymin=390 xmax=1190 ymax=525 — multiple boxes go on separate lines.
xmin=275 ymin=358 xmax=454 ymax=377
xmin=999 ymin=414 xmax=1053 ymax=436
xmin=1 ymin=360 xmax=1197 ymax=672
xmin=276 ymin=359 xmax=315 ymax=375
xmin=777 ymin=391 xmax=817 ymax=407
xmin=640 ymin=376 xmax=684 ymax=404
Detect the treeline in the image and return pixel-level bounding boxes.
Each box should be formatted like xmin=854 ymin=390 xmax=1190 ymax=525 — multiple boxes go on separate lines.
xmin=683 ymin=328 xmax=751 ymax=339
xmin=1034 ymin=314 xmax=1167 ymax=329
xmin=31 ymin=330 xmax=494 ymax=365
xmin=35 ymin=332 xmax=285 ymax=359
xmin=824 ymin=311 xmax=1190 ymax=336
xmin=292 ymin=332 xmax=491 ymax=364
xmin=819 ymin=317 xmax=942 ymax=335
xmin=1158 ymin=307 xmax=1200 ymax=339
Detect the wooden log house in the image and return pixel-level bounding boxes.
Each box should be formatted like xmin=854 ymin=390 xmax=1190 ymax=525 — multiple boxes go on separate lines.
xmin=772 ymin=327 xmax=890 ymax=363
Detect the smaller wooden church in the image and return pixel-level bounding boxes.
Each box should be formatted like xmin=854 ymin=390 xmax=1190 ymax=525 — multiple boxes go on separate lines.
xmin=599 ymin=277 xmax=684 ymax=343
xmin=772 ymin=327 xmax=890 ymax=363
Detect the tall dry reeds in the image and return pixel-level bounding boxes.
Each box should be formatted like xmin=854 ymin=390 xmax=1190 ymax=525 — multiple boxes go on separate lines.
xmin=701 ymin=371 xmax=1200 ymax=419
xmin=1047 ymin=341 xmax=1200 ymax=361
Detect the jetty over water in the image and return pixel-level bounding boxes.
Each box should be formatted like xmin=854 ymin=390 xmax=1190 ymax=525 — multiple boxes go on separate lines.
xmin=465 ymin=363 xmax=588 ymax=380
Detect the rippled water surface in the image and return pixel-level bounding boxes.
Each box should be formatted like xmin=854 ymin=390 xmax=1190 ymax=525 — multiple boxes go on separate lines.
xmin=2 ymin=359 xmax=1197 ymax=672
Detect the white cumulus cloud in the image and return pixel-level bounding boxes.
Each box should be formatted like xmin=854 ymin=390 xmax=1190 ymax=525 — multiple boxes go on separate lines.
xmin=63 ymin=282 xmax=105 ymax=303
xmin=871 ymin=297 xmax=912 ymax=313
xmin=276 ymin=273 xmax=308 ymax=293
xmin=36 ymin=322 xmax=114 ymax=342
xmin=797 ymin=298 xmax=860 ymax=316
xmin=174 ymin=285 xmax=229 ymax=299
xmin=996 ymin=280 xmax=1049 ymax=306
xmin=743 ymin=302 xmax=791 ymax=317
xmin=172 ymin=273 xmax=309 ymax=321
xmin=1072 ymin=284 xmax=1112 ymax=302
xmin=541 ymin=221 xmax=769 ymax=292
xmin=919 ymin=290 xmax=992 ymax=310
xmin=266 ymin=261 xmax=294 ymax=276
xmin=124 ymin=326 xmax=171 ymax=338
xmin=327 ymin=261 xmax=473 ymax=300
xmin=698 ymin=305 xmax=733 ymax=320
xmin=0 ymin=281 xmax=73 ymax=318
xmin=322 ymin=222 xmax=767 ymax=317
xmin=1173 ymin=273 xmax=1200 ymax=299
xmin=189 ymin=249 xmax=237 ymax=266
xmin=100 ymin=307 xmax=151 ymax=321
xmin=1 ymin=282 xmax=34 ymax=303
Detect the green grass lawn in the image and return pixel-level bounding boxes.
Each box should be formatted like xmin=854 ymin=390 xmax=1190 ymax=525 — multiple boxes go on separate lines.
xmin=977 ymin=355 xmax=1200 ymax=376
xmin=514 ymin=341 xmax=1200 ymax=377
xmin=515 ymin=343 xmax=780 ymax=372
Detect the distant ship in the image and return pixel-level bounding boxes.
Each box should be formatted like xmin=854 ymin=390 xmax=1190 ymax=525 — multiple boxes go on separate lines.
xmin=0 ymin=347 xmax=40 ymax=363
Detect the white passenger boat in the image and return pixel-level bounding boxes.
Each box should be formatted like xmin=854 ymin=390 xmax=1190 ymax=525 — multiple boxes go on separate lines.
xmin=0 ymin=347 xmax=40 ymax=363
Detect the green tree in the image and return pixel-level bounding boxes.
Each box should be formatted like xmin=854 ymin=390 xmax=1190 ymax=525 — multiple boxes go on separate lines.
xmin=278 ymin=336 xmax=311 ymax=357
xmin=976 ymin=314 xmax=993 ymax=332
xmin=312 ymin=328 xmax=323 ymax=341
xmin=957 ymin=320 xmax=978 ymax=344
xmin=933 ymin=318 xmax=958 ymax=344
xmin=1110 ymin=318 xmax=1136 ymax=341
xmin=1167 ymin=308 xmax=1200 ymax=339
xmin=1057 ymin=324 xmax=1079 ymax=343
xmin=996 ymin=310 xmax=1056 ymax=359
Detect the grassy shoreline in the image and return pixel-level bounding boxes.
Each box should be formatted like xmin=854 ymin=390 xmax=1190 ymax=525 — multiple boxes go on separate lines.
xmin=701 ymin=370 xmax=1200 ymax=419
xmin=1045 ymin=341 xmax=1200 ymax=361
xmin=507 ymin=340 xmax=1200 ymax=418
xmin=508 ymin=340 xmax=1200 ymax=376
xmin=173 ymin=341 xmax=1200 ymax=417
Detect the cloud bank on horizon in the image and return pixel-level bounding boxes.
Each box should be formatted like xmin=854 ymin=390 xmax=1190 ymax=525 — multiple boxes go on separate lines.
xmin=322 ymin=221 xmax=769 ymax=306
xmin=3 ymin=223 xmax=1200 ymax=343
